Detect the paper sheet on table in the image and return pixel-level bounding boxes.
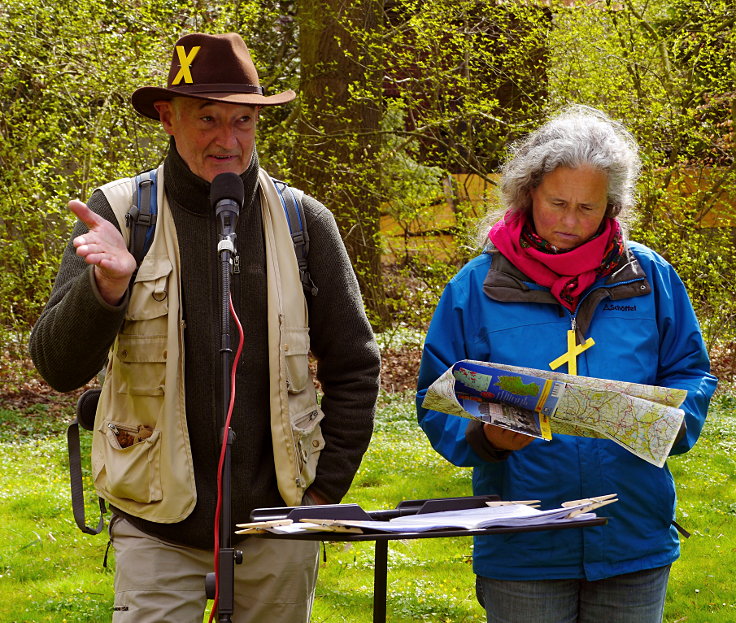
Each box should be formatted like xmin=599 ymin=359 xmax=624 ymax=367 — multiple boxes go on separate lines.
xmin=263 ymin=503 xmax=600 ymax=534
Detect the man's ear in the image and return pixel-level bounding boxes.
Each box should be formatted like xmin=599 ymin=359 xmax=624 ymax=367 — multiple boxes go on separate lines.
xmin=155 ymin=100 xmax=175 ymax=135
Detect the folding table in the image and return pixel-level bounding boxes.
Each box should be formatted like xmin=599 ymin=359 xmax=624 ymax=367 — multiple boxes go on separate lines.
xmin=250 ymin=496 xmax=607 ymax=623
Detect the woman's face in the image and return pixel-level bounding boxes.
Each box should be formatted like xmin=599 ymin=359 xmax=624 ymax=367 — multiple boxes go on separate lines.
xmin=530 ymin=165 xmax=609 ymax=250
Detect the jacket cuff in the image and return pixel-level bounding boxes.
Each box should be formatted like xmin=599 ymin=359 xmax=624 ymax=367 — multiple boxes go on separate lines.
xmin=465 ymin=420 xmax=512 ymax=462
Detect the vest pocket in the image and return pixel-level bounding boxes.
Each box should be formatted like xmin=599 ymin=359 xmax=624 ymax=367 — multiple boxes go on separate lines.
xmin=126 ymin=257 xmax=172 ymax=321
xmin=293 ymin=407 xmax=325 ymax=486
xmin=114 ymin=333 xmax=167 ymax=396
xmin=282 ymin=326 xmax=323 ymax=489
xmin=283 ymin=327 xmax=311 ymax=393
xmin=115 ymin=255 xmax=171 ymax=397
xmin=96 ymin=420 xmax=162 ymax=503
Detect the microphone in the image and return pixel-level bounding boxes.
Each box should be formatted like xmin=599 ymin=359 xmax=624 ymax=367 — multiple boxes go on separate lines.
xmin=210 ymin=172 xmax=245 ymax=245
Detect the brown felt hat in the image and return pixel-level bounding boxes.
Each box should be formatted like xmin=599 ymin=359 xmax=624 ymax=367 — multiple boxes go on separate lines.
xmin=132 ymin=32 xmax=296 ymax=120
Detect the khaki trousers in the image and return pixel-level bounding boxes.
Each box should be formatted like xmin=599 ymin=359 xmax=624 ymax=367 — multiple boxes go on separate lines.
xmin=110 ymin=516 xmax=320 ymax=623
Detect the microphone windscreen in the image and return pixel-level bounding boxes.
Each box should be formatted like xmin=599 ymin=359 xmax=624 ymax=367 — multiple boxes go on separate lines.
xmin=210 ymin=172 xmax=245 ymax=209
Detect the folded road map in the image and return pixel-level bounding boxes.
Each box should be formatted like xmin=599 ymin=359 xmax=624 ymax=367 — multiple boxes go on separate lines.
xmin=422 ymin=360 xmax=687 ymax=467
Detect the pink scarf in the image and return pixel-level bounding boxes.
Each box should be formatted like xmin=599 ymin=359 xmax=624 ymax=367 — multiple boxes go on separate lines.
xmin=489 ymin=211 xmax=622 ymax=312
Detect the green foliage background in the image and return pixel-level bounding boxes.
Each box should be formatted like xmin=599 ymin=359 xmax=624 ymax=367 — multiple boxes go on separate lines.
xmin=0 ymin=2 xmax=734 ymax=619
xmin=0 ymin=0 xmax=301 ymax=346
xmin=0 ymin=0 xmax=734 ymax=348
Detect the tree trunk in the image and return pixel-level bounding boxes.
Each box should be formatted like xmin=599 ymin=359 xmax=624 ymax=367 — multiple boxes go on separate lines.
xmin=294 ymin=0 xmax=386 ymax=327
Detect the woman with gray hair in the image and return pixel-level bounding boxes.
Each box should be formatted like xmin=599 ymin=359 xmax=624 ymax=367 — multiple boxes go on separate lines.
xmin=501 ymin=105 xmax=640 ymax=217
xmin=417 ymin=105 xmax=716 ymax=622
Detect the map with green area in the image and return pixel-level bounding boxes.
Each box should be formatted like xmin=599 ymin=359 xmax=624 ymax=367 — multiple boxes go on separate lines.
xmin=495 ymin=376 xmax=539 ymax=396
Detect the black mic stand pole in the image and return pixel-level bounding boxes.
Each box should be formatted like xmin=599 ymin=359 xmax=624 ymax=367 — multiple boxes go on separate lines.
xmin=205 ymin=206 xmax=243 ymax=622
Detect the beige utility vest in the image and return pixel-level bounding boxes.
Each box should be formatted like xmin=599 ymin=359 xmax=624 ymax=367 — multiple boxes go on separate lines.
xmin=92 ymin=165 xmax=324 ymax=523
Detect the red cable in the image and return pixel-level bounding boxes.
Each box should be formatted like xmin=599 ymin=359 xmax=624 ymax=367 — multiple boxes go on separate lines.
xmin=208 ymin=296 xmax=244 ymax=622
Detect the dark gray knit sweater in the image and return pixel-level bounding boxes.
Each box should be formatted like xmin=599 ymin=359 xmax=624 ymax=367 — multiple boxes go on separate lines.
xmin=30 ymin=142 xmax=380 ymax=549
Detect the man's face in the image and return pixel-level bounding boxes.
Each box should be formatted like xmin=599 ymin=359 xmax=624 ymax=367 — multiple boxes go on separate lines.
xmin=155 ymin=97 xmax=259 ymax=183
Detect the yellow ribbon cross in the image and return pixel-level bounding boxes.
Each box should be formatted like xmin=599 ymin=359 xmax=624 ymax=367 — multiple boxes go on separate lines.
xmin=172 ymin=46 xmax=201 ymax=85
xmin=549 ymin=329 xmax=595 ymax=376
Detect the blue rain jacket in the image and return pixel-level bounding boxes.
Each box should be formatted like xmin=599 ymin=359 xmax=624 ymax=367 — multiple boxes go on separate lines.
xmin=416 ymin=241 xmax=717 ymax=581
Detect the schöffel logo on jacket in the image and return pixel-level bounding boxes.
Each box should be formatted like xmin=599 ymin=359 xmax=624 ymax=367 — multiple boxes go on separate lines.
xmin=603 ymin=303 xmax=637 ymax=312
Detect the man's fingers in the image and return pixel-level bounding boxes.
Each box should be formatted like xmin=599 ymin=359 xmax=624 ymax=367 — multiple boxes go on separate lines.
xmin=68 ymin=200 xmax=102 ymax=230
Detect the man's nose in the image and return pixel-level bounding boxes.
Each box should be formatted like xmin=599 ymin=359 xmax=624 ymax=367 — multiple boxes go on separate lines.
xmin=215 ymin=125 xmax=238 ymax=149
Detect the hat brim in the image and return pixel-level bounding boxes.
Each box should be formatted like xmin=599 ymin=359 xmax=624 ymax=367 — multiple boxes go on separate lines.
xmin=131 ymin=86 xmax=297 ymax=120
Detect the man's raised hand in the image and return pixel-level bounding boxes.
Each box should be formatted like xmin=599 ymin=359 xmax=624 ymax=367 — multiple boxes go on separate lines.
xmin=69 ymin=200 xmax=137 ymax=305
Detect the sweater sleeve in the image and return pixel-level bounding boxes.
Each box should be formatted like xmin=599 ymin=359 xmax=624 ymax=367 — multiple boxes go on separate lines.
xmin=29 ymin=191 xmax=129 ymax=392
xmin=299 ymin=195 xmax=381 ymax=503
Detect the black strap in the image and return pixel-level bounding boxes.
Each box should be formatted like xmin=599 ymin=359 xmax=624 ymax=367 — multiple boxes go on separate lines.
xmin=672 ymin=519 xmax=691 ymax=539
xmin=126 ymin=170 xmax=158 ymax=267
xmin=272 ymin=178 xmax=318 ymax=296
xmin=67 ymin=399 xmax=107 ymax=535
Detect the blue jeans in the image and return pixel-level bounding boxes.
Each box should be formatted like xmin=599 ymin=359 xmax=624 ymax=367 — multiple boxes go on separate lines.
xmin=476 ymin=565 xmax=671 ymax=623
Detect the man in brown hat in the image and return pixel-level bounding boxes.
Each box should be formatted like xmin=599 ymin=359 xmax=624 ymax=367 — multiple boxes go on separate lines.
xmin=30 ymin=32 xmax=380 ymax=622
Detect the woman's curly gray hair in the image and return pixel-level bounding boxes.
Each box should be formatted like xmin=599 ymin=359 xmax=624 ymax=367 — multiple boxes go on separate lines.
xmin=500 ymin=105 xmax=641 ymax=219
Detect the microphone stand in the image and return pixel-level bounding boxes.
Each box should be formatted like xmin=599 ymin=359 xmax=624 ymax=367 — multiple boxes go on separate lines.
xmin=205 ymin=201 xmax=243 ymax=622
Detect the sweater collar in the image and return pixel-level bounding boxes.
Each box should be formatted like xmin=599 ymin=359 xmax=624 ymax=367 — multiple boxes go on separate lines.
xmin=163 ymin=137 xmax=261 ymax=216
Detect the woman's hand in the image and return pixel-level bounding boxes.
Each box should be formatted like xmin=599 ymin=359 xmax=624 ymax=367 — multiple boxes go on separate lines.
xmin=483 ymin=424 xmax=535 ymax=451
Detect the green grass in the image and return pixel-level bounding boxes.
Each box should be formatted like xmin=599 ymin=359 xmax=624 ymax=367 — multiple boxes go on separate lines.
xmin=1 ymin=391 xmax=734 ymax=622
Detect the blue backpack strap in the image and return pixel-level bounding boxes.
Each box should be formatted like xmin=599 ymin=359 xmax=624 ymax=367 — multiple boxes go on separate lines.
xmin=272 ymin=177 xmax=318 ymax=296
xmin=125 ymin=169 xmax=158 ymax=266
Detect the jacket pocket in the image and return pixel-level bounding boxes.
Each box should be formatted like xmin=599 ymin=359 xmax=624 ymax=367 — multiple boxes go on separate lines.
xmin=96 ymin=420 xmax=162 ymax=503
